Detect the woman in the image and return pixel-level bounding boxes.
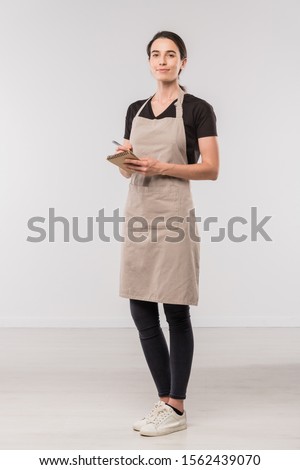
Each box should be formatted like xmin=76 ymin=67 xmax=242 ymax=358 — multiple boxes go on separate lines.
xmin=116 ymin=31 xmax=219 ymax=437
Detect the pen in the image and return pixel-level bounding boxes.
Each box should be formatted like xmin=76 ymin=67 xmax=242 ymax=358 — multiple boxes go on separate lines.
xmin=112 ymin=140 xmax=122 ymax=146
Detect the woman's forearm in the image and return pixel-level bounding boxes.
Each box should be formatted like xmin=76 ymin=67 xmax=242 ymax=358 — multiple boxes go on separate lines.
xmin=160 ymin=161 xmax=218 ymax=181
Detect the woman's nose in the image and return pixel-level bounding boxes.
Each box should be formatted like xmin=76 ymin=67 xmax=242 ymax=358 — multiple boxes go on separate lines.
xmin=159 ymin=56 xmax=167 ymax=65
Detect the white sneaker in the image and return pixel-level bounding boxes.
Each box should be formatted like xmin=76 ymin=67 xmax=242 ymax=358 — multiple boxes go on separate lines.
xmin=132 ymin=400 xmax=165 ymax=431
xmin=140 ymin=403 xmax=187 ymax=436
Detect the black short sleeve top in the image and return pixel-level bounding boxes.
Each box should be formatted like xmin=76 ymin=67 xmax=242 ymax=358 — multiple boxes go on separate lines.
xmin=124 ymin=93 xmax=218 ymax=164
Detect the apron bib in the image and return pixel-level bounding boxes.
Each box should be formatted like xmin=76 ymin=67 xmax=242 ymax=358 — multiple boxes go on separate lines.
xmin=119 ymin=88 xmax=200 ymax=305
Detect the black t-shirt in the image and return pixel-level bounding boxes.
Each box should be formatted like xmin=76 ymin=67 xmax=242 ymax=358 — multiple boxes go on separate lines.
xmin=124 ymin=93 xmax=218 ymax=164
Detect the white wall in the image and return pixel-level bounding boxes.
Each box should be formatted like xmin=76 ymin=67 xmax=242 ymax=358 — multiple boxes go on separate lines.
xmin=0 ymin=0 xmax=299 ymax=327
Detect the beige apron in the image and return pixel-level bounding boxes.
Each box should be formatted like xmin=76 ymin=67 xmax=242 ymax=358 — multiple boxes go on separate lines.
xmin=119 ymin=88 xmax=200 ymax=306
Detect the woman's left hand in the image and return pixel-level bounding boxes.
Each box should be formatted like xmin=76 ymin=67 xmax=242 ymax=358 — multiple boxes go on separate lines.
xmin=123 ymin=157 xmax=165 ymax=176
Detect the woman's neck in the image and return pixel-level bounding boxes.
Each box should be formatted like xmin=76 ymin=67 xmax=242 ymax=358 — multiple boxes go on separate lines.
xmin=152 ymin=82 xmax=181 ymax=104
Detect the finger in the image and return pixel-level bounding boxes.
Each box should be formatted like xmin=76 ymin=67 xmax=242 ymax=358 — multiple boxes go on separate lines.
xmin=124 ymin=159 xmax=143 ymax=165
xmin=123 ymin=163 xmax=136 ymax=169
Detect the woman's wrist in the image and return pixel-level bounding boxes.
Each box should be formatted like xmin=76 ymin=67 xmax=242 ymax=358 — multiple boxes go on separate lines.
xmin=159 ymin=162 xmax=173 ymax=176
xmin=119 ymin=167 xmax=132 ymax=178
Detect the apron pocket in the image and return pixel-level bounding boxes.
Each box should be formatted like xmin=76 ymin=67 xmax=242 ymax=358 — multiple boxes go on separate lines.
xmin=125 ymin=184 xmax=180 ymax=225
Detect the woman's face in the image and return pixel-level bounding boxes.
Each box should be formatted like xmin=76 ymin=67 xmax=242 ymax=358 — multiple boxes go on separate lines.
xmin=149 ymin=37 xmax=186 ymax=84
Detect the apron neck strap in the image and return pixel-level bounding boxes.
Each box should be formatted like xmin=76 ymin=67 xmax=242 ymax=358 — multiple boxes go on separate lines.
xmin=174 ymin=87 xmax=185 ymax=118
xmin=136 ymin=95 xmax=153 ymax=117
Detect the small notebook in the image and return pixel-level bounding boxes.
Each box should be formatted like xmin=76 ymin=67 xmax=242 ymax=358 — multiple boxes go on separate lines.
xmin=106 ymin=150 xmax=140 ymax=171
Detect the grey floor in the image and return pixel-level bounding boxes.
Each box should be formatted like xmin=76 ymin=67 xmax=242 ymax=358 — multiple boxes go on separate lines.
xmin=0 ymin=327 xmax=299 ymax=450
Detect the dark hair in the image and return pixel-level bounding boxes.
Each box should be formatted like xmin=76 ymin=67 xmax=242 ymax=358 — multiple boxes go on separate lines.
xmin=146 ymin=31 xmax=187 ymax=91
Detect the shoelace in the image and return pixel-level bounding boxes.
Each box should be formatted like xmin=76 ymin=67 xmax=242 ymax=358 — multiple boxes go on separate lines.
xmin=144 ymin=401 xmax=164 ymax=422
xmin=147 ymin=405 xmax=173 ymax=424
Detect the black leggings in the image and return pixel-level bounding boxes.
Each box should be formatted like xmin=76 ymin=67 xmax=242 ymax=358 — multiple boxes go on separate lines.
xmin=129 ymin=299 xmax=194 ymax=400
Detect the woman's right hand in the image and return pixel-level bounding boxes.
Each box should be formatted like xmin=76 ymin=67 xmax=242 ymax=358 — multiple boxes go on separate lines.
xmin=116 ymin=144 xmax=132 ymax=153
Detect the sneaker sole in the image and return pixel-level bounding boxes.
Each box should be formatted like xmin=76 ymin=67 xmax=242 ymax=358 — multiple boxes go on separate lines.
xmin=140 ymin=423 xmax=187 ymax=437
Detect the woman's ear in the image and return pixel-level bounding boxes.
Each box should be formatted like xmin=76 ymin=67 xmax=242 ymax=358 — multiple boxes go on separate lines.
xmin=181 ymin=57 xmax=187 ymax=70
